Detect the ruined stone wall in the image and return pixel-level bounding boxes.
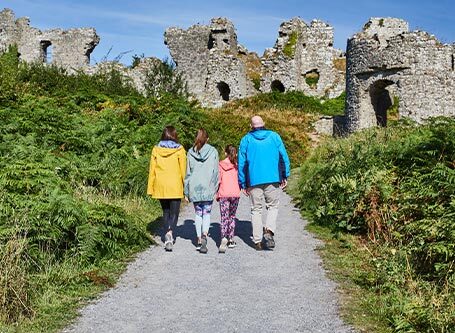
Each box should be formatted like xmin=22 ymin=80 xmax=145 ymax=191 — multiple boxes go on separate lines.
xmin=261 ymin=18 xmax=345 ymax=98
xmin=165 ymin=18 xmax=257 ymax=107
xmin=165 ymin=17 xmax=346 ymax=107
xmin=345 ymin=17 xmax=455 ymax=133
xmin=0 ymin=8 xmax=99 ymax=71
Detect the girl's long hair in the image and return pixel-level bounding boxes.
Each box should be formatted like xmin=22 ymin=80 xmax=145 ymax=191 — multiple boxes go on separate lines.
xmin=193 ymin=128 xmax=208 ymax=152
xmin=161 ymin=126 xmax=179 ymax=143
xmin=225 ymin=144 xmax=237 ymax=168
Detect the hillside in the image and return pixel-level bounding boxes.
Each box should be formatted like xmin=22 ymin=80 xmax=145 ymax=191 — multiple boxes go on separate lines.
xmin=0 ymin=47 xmax=338 ymax=332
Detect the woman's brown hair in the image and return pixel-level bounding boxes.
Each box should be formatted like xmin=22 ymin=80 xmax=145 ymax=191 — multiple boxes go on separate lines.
xmin=161 ymin=126 xmax=179 ymax=143
xmin=225 ymin=145 xmax=238 ymax=168
xmin=193 ymin=128 xmax=208 ymax=152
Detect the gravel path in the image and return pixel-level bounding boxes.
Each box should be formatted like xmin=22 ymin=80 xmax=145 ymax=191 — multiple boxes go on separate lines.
xmin=64 ymin=192 xmax=354 ymax=333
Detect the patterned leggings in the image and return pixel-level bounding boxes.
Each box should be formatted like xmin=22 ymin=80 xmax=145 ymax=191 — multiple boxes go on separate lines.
xmin=219 ymin=197 xmax=240 ymax=239
xmin=193 ymin=201 xmax=213 ymax=238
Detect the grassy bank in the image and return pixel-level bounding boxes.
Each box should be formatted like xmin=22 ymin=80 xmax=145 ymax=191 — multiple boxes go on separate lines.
xmin=292 ymin=119 xmax=455 ymax=332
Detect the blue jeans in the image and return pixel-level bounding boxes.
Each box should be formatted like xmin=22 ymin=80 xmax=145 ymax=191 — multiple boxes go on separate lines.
xmin=193 ymin=201 xmax=213 ymax=238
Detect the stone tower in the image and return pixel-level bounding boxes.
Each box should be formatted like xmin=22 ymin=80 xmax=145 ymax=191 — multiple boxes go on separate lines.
xmin=344 ymin=18 xmax=455 ymax=133
xmin=165 ymin=18 xmax=257 ymax=107
xmin=261 ymin=18 xmax=345 ymax=98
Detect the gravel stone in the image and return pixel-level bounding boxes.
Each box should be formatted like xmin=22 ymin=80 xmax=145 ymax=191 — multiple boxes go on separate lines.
xmin=63 ymin=193 xmax=355 ymax=333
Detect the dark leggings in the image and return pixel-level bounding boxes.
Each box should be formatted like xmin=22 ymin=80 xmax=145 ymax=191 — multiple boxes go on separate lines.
xmin=159 ymin=199 xmax=181 ymax=233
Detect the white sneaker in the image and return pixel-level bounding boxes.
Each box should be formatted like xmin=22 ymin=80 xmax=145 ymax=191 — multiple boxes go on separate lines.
xmin=164 ymin=233 xmax=173 ymax=252
xmin=219 ymin=237 xmax=228 ymax=253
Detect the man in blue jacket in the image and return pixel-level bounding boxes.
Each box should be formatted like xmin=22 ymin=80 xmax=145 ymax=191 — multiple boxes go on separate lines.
xmin=238 ymin=115 xmax=291 ymax=250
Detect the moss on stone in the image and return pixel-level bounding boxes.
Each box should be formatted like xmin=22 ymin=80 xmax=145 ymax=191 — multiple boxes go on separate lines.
xmin=283 ymin=31 xmax=299 ymax=58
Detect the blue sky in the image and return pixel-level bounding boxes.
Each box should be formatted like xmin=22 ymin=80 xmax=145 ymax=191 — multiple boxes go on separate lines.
xmin=2 ymin=0 xmax=453 ymax=65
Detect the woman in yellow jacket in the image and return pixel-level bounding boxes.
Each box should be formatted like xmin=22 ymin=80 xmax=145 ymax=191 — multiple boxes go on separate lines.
xmin=147 ymin=126 xmax=186 ymax=252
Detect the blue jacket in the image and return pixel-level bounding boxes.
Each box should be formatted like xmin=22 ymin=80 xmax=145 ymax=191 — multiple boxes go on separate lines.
xmin=184 ymin=144 xmax=219 ymax=202
xmin=238 ymin=129 xmax=290 ymax=189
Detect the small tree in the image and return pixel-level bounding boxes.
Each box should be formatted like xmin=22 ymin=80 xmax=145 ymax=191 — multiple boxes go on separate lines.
xmin=143 ymin=58 xmax=188 ymax=98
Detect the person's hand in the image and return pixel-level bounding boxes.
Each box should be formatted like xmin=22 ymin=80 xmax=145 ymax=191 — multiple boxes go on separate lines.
xmin=280 ymin=179 xmax=288 ymax=189
xmin=184 ymin=196 xmax=189 ymax=203
xmin=242 ymin=188 xmax=250 ymax=197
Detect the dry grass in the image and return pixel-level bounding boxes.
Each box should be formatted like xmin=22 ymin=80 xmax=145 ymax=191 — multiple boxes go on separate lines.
xmin=0 ymin=236 xmax=34 ymax=324
xmin=333 ymin=58 xmax=347 ymax=72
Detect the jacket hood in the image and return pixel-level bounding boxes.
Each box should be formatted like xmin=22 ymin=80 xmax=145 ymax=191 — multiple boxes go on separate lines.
xmin=189 ymin=144 xmax=216 ymax=162
xmin=219 ymin=158 xmax=237 ymax=171
xmin=154 ymin=145 xmax=184 ymax=157
xmin=158 ymin=140 xmax=181 ymax=149
xmin=249 ymin=129 xmax=272 ymax=141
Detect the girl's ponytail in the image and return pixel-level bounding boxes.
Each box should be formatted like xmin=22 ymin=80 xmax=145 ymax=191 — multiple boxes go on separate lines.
xmin=225 ymin=145 xmax=238 ymax=168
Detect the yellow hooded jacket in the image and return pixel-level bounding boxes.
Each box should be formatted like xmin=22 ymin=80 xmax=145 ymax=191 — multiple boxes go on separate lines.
xmin=147 ymin=146 xmax=186 ymax=199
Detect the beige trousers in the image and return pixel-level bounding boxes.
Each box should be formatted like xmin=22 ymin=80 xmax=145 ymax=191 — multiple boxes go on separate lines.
xmin=249 ymin=183 xmax=280 ymax=243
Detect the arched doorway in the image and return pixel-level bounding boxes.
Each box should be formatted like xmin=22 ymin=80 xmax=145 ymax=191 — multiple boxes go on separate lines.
xmin=369 ymin=79 xmax=395 ymax=127
xmin=271 ymin=80 xmax=285 ymax=92
xmin=217 ymin=81 xmax=230 ymax=101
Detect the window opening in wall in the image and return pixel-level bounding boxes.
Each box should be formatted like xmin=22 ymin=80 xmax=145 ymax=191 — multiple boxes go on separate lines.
xmin=40 ymin=40 xmax=52 ymax=63
xmin=451 ymin=54 xmax=454 ymax=71
xmin=208 ymin=35 xmax=215 ymax=49
xmin=328 ymin=42 xmax=333 ymax=47
xmin=304 ymin=69 xmax=319 ymax=88
xmin=223 ymin=38 xmax=229 ymax=45
xmin=271 ymin=80 xmax=285 ymax=93
xmin=369 ymin=79 xmax=395 ymax=127
xmin=217 ymin=81 xmax=230 ymax=101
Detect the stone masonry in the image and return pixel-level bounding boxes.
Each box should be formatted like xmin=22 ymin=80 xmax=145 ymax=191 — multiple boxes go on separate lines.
xmin=2 ymin=9 xmax=454 ymax=127
xmin=0 ymin=8 xmax=99 ymax=71
xmin=165 ymin=17 xmax=346 ymax=107
xmin=261 ymin=18 xmax=345 ymax=99
xmin=344 ymin=17 xmax=455 ymax=133
xmin=165 ymin=18 xmax=257 ymax=107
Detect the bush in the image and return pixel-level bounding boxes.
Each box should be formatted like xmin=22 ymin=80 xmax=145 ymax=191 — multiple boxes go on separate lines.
xmin=297 ymin=118 xmax=455 ymax=331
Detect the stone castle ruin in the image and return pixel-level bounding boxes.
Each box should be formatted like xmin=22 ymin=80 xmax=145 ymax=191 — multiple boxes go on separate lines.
xmin=165 ymin=17 xmax=346 ymax=107
xmin=0 ymin=8 xmax=161 ymax=93
xmin=344 ymin=18 xmax=455 ymax=133
xmin=1 ymin=8 xmax=454 ymax=133
xmin=0 ymin=8 xmax=99 ymax=70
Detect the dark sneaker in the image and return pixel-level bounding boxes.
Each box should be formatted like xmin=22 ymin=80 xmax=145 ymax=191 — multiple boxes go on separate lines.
xmin=164 ymin=233 xmax=173 ymax=252
xmin=227 ymin=240 xmax=237 ymax=248
xmin=200 ymin=236 xmax=208 ymax=254
xmin=254 ymin=242 xmax=263 ymax=251
xmin=219 ymin=237 xmax=228 ymax=253
xmin=264 ymin=231 xmax=275 ymax=249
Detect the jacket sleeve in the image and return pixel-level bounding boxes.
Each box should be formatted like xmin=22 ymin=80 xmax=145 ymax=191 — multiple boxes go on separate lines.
xmin=238 ymin=136 xmax=247 ymax=189
xmin=213 ymin=149 xmax=219 ymax=192
xmin=146 ymin=148 xmax=156 ymax=196
xmin=178 ymin=148 xmax=187 ymax=184
xmin=183 ymin=153 xmax=191 ymax=198
xmin=276 ymin=134 xmax=291 ymax=178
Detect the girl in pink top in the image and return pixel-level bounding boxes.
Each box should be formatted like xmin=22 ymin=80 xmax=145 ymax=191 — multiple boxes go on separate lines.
xmin=217 ymin=145 xmax=241 ymax=253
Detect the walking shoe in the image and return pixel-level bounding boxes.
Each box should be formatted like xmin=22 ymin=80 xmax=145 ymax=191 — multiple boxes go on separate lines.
xmin=200 ymin=236 xmax=208 ymax=254
xmin=254 ymin=242 xmax=263 ymax=251
xmin=263 ymin=230 xmax=275 ymax=249
xmin=227 ymin=240 xmax=237 ymax=248
xmin=164 ymin=233 xmax=173 ymax=252
xmin=219 ymin=237 xmax=228 ymax=253
xmin=196 ymin=242 xmax=202 ymax=251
